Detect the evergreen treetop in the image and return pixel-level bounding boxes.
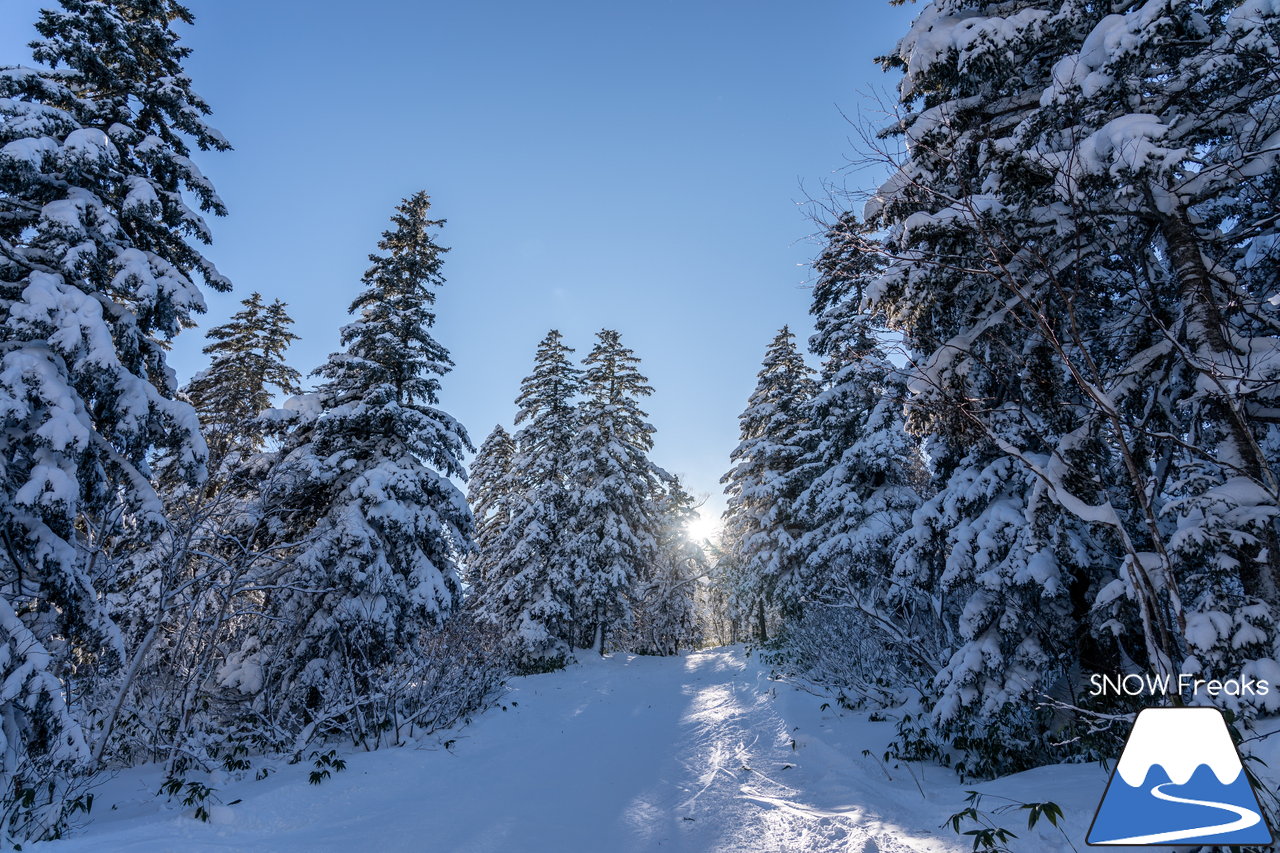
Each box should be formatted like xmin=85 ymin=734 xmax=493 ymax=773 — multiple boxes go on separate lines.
xmin=184 ymin=292 xmax=301 ymax=461
xmin=323 ymin=191 xmax=451 ymax=409
xmin=513 ymin=329 xmax=582 ymax=465
xmin=569 ymin=329 xmax=662 ymax=652
xmin=479 ymin=330 xmax=582 ymax=664
xmin=721 ymin=326 xmax=817 ymax=626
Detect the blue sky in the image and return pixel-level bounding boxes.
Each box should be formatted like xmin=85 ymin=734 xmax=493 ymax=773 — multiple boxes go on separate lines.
xmin=0 ymin=0 xmax=914 ymax=520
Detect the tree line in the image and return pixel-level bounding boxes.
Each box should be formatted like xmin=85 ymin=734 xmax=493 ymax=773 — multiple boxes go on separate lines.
xmin=0 ymin=2 xmax=507 ymax=840
xmin=4 ymin=0 xmax=1280 ymax=844
xmin=466 ymin=329 xmax=706 ymax=668
xmin=0 ymin=1 xmax=713 ymax=843
xmin=715 ymin=0 xmax=1280 ymax=789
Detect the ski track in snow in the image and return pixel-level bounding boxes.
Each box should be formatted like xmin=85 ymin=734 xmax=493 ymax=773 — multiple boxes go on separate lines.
xmin=34 ymin=647 xmax=1040 ymax=852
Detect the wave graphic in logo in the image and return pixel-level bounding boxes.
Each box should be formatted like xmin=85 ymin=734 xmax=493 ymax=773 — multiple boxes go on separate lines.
xmin=1087 ymin=707 xmax=1274 ymax=846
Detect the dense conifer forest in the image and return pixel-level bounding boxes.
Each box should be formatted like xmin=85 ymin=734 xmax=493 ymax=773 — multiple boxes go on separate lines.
xmin=2 ymin=0 xmax=1279 ymax=848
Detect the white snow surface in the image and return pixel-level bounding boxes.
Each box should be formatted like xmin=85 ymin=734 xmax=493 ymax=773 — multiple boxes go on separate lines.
xmin=35 ymin=647 xmax=1272 ymax=853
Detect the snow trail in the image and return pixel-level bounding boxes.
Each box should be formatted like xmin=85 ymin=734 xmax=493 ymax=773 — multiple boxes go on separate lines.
xmin=37 ymin=647 xmax=959 ymax=852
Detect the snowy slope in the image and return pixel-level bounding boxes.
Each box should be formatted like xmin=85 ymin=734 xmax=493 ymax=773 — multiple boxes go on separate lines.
xmin=33 ymin=646 xmax=1245 ymax=852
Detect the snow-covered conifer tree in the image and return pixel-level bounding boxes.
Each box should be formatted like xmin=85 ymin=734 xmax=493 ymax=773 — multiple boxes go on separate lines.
xmin=720 ymin=327 xmax=816 ymax=638
xmin=481 ymin=331 xmax=581 ymax=667
xmin=568 ymin=330 xmax=661 ymax=653
xmin=769 ymin=214 xmax=938 ymax=712
xmin=248 ymin=192 xmax=472 ymax=737
xmin=863 ymin=0 xmax=1280 ymax=774
xmin=796 ymin=214 xmax=923 ymax=606
xmin=0 ymin=0 xmax=229 ymax=839
xmin=465 ymin=424 xmax=517 ymax=602
xmin=704 ymin=545 xmax=752 ymax=646
xmin=1020 ymin=0 xmax=1280 ymax=709
xmin=184 ymin=293 xmax=301 ymax=465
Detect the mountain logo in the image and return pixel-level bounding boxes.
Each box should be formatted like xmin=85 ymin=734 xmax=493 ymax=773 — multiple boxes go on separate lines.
xmin=1087 ymin=707 xmax=1274 ymax=846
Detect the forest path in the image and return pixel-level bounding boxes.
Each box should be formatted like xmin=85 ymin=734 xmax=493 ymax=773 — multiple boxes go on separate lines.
xmin=38 ymin=647 xmax=961 ymax=852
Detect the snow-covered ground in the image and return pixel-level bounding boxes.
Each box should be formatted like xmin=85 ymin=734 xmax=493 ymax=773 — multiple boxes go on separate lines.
xmin=34 ymin=646 xmax=1276 ymax=852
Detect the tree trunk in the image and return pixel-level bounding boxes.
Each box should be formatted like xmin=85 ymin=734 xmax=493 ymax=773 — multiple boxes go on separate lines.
xmin=1162 ymin=209 xmax=1280 ymax=609
xmin=92 ymin=623 xmax=158 ymax=768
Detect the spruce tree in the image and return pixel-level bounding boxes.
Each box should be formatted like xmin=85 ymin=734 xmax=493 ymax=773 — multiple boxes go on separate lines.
xmin=248 ymin=192 xmax=472 ymax=735
xmin=465 ymin=424 xmax=517 ymax=603
xmin=481 ymin=331 xmax=582 ymax=667
xmin=1020 ymin=0 xmax=1280 ymax=709
xmin=720 ymin=327 xmax=816 ymax=639
xmin=568 ymin=329 xmax=661 ymax=653
xmin=0 ymin=0 xmax=228 ymax=839
xmin=863 ymin=0 xmax=1280 ymax=773
xmin=796 ymin=215 xmax=923 ymax=607
xmin=867 ymin=0 xmax=1155 ymax=775
xmin=184 ymin=293 xmax=302 ymax=465
xmin=110 ymin=294 xmax=301 ymax=780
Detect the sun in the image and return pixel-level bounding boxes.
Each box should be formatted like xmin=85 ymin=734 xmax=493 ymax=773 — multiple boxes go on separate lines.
xmin=684 ymin=509 xmax=721 ymax=544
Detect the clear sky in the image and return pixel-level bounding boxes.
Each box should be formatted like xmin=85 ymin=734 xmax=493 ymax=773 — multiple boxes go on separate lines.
xmin=0 ymin=0 xmax=914 ymax=522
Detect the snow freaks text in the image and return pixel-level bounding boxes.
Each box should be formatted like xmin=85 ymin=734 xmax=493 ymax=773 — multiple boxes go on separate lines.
xmin=1088 ymin=673 xmax=1272 ymax=699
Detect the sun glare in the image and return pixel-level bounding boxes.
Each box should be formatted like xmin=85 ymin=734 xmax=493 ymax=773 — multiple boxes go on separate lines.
xmin=685 ymin=510 xmax=721 ymax=544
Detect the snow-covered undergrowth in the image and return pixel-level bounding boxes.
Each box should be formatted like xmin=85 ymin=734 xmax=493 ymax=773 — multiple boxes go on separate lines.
xmin=36 ymin=646 xmax=1275 ymax=852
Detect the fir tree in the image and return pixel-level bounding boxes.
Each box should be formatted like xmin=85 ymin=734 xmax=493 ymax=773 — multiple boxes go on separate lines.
xmin=184 ymin=293 xmax=302 ymax=465
xmin=863 ymin=0 xmax=1280 ymax=774
xmin=568 ymin=329 xmax=660 ymax=653
xmin=0 ymin=0 xmax=228 ymax=839
xmin=248 ymin=192 xmax=472 ymax=735
xmin=1020 ymin=0 xmax=1280 ymax=708
xmin=706 ymin=545 xmax=753 ymax=645
xmin=720 ymin=327 xmax=816 ymax=639
xmin=866 ymin=0 xmax=1154 ymax=775
xmin=796 ymin=215 xmax=923 ymax=607
xmin=481 ymin=330 xmax=582 ymax=667
xmin=465 ymin=424 xmax=517 ymax=603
